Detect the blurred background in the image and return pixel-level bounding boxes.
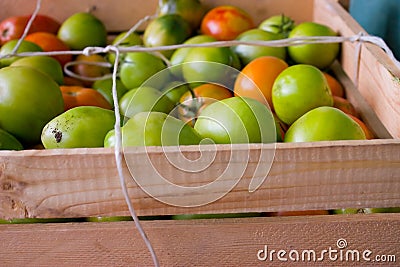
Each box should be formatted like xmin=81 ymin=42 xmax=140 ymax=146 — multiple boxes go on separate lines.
xmin=341 ymin=0 xmax=400 ymax=60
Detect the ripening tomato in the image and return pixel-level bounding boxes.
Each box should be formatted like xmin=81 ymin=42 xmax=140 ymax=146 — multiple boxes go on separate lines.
xmin=333 ymin=95 xmax=359 ymax=118
xmin=25 ymin=32 xmax=72 ymax=67
xmin=0 ymin=14 xmax=60 ymax=45
xmin=234 ymin=56 xmax=288 ymax=110
xmin=347 ymin=114 xmax=375 ymax=139
xmin=178 ymin=83 xmax=233 ymax=125
xmin=323 ymin=72 xmax=344 ymax=97
xmin=60 ymin=85 xmax=112 ymax=111
xmin=71 ymin=54 xmax=111 ymax=87
xmin=200 ymin=5 xmax=255 ymax=41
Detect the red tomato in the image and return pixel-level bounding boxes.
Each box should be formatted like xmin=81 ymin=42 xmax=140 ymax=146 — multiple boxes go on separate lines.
xmin=60 ymin=85 xmax=112 ymax=111
xmin=200 ymin=5 xmax=255 ymax=41
xmin=0 ymin=14 xmax=60 ymax=45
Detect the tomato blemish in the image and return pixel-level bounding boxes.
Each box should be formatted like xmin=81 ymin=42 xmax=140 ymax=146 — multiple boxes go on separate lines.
xmin=51 ymin=128 xmax=62 ymax=143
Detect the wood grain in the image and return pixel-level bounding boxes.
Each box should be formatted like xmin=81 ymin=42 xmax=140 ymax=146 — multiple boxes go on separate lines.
xmin=314 ymin=0 xmax=400 ymax=138
xmin=0 ymin=213 xmax=398 ymax=266
xmin=1 ymin=140 xmax=399 ymax=220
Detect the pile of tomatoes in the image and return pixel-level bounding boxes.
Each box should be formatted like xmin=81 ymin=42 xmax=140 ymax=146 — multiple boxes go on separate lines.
xmin=0 ymin=0 xmax=374 ymax=150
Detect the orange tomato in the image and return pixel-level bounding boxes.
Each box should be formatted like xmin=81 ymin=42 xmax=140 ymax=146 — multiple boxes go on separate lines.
xmin=25 ymin=32 xmax=72 ymax=67
xmin=234 ymin=56 xmax=288 ymax=110
xmin=71 ymin=54 xmax=111 ymax=87
xmin=178 ymin=83 xmax=233 ymax=125
xmin=333 ymin=95 xmax=359 ymax=118
xmin=323 ymin=72 xmax=344 ymax=97
xmin=347 ymin=114 xmax=375 ymax=139
xmin=60 ymin=85 xmax=112 ymax=111
xmin=200 ymin=5 xmax=254 ymax=41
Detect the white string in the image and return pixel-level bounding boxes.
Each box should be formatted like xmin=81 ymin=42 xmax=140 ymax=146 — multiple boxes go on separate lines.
xmin=113 ymin=14 xmax=156 ymax=47
xmin=10 ymin=0 xmax=42 ymax=55
xmin=5 ymin=34 xmax=398 ymax=84
xmin=108 ymin=45 xmax=160 ymax=267
xmin=352 ymin=32 xmax=365 ymax=87
xmin=2 ymin=0 xmax=160 ymax=265
xmin=63 ymin=60 xmax=114 ymax=82
xmin=358 ymin=34 xmax=400 ymax=70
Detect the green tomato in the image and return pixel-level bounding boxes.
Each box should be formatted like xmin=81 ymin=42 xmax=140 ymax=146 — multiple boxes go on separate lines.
xmin=259 ymin=14 xmax=295 ymax=37
xmin=119 ymin=52 xmax=167 ymax=89
xmin=119 ymin=86 xmax=175 ymax=118
xmin=232 ymin=28 xmax=287 ymax=65
xmin=332 ymin=207 xmax=400 ymax=214
xmin=107 ymin=31 xmax=143 ymax=64
xmin=170 ymin=34 xmax=217 ymax=79
xmin=288 ymin=22 xmax=340 ymax=69
xmin=194 ymin=96 xmax=276 ymax=144
xmin=182 ymin=47 xmax=240 ymax=84
xmin=161 ymin=81 xmax=191 ymax=105
xmin=284 ymin=106 xmax=366 ymax=142
xmin=57 ymin=12 xmax=107 ymax=50
xmin=104 ymin=111 xmax=203 ymax=147
xmin=272 ymin=64 xmax=333 ymax=125
xmin=273 ymin=114 xmax=286 ymax=142
xmin=0 ymin=40 xmax=43 ymax=67
xmin=170 ymin=35 xmax=216 ymax=66
xmin=157 ymin=0 xmax=206 ymax=30
xmin=11 ymin=56 xmax=64 ymax=85
xmin=0 ymin=66 xmax=64 ymax=145
xmin=92 ymin=77 xmax=128 ymax=107
xmin=0 ymin=128 xmax=23 ymax=150
xmin=143 ymin=14 xmax=192 ymax=58
xmin=41 ymin=106 xmax=116 ymax=148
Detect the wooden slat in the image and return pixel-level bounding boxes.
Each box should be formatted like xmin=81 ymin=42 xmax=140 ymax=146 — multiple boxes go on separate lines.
xmin=357 ymin=47 xmax=400 ymax=139
xmin=1 ymin=140 xmax=399 ymax=220
xmin=0 ymin=213 xmax=399 ymax=266
xmin=313 ymin=0 xmax=400 ymax=139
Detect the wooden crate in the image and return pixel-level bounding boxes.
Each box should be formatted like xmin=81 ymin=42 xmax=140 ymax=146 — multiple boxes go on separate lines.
xmin=0 ymin=0 xmax=399 ymax=265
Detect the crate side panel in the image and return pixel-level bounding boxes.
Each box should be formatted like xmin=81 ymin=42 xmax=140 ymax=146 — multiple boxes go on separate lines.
xmin=1 ymin=141 xmax=399 ymax=220
xmin=357 ymin=47 xmax=400 ymax=138
xmin=0 ymin=214 xmax=399 ymax=266
xmin=313 ymin=0 xmax=400 ymax=138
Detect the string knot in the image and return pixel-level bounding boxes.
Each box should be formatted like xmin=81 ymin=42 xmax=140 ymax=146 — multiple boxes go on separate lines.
xmin=82 ymin=46 xmax=105 ymax=56
xmin=349 ymin=31 xmax=366 ymax=43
